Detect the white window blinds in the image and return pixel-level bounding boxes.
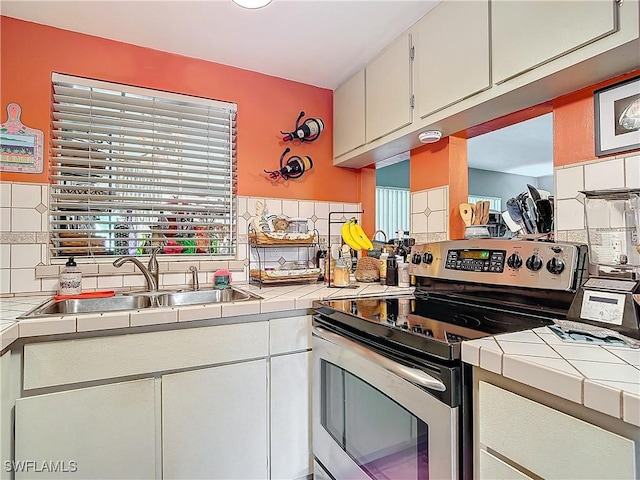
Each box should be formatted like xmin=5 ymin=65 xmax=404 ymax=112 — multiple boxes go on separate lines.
xmin=375 ymin=187 xmax=409 ymax=239
xmin=50 ymin=73 xmax=237 ymax=259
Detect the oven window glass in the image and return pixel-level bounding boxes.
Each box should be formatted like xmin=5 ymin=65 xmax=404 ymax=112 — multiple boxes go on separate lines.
xmin=321 ymin=360 xmax=429 ymax=479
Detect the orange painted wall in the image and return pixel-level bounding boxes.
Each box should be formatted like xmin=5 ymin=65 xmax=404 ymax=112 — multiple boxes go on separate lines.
xmin=554 ymin=69 xmax=640 ymax=167
xmin=410 ymin=135 xmax=468 ymax=239
xmin=359 ymin=166 xmax=376 ymax=237
xmin=0 ymin=17 xmax=360 ymax=203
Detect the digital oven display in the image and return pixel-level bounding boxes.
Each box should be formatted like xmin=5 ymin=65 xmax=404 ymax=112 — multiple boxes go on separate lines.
xmin=459 ymin=250 xmax=490 ymax=260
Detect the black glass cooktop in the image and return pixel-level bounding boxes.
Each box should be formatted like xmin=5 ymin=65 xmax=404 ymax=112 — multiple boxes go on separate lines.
xmin=314 ymin=292 xmax=558 ymax=362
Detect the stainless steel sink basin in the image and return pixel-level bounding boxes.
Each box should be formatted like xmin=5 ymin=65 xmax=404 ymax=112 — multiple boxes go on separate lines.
xmin=18 ymin=287 xmax=261 ymax=318
xmin=19 ymin=295 xmax=153 ymax=317
xmin=157 ymin=287 xmax=261 ymax=307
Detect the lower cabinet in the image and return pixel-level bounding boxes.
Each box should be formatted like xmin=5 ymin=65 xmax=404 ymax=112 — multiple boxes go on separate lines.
xmin=270 ymin=351 xmax=312 ymax=480
xmin=14 ymin=379 xmax=157 ymax=479
xmin=162 ymin=360 xmax=269 ymax=480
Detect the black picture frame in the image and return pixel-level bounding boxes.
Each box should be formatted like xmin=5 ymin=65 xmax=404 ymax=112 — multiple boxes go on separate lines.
xmin=594 ymin=75 xmax=640 ymax=156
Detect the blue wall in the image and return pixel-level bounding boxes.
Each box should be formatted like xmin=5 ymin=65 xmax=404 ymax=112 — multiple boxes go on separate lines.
xmin=376 ymin=160 xmax=409 ymax=188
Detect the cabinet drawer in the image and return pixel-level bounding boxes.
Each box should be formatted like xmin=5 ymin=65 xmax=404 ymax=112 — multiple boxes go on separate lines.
xmin=269 ymin=315 xmax=312 ymax=354
xmin=478 ymin=382 xmax=636 ymax=479
xmin=24 ymin=321 xmax=269 ymax=390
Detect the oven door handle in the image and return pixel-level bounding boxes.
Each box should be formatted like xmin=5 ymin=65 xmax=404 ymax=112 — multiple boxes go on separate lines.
xmin=313 ymin=326 xmax=446 ymax=392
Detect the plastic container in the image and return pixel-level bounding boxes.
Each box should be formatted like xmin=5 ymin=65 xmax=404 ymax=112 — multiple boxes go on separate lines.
xmin=397 ymin=261 xmax=410 ymax=288
xmin=213 ymin=269 xmax=232 ymax=289
xmin=59 ymin=257 xmax=82 ymax=296
xmin=287 ymin=218 xmax=309 ymax=233
xmin=333 ymin=259 xmax=351 ymax=287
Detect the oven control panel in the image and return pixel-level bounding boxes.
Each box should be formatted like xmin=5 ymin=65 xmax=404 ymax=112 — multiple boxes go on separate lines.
xmin=409 ymin=239 xmax=588 ymax=291
xmin=445 ymin=249 xmax=506 ymax=273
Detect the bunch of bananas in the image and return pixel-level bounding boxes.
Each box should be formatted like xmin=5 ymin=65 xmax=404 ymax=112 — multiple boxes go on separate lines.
xmin=341 ymin=217 xmax=374 ymax=251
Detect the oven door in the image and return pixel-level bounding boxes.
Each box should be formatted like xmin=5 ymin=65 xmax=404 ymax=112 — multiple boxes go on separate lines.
xmin=312 ymin=323 xmax=459 ymax=480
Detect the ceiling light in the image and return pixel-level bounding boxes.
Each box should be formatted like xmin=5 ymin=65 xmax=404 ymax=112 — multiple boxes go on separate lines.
xmin=232 ymin=0 xmax=272 ymax=9
xmin=418 ymin=130 xmax=442 ymax=144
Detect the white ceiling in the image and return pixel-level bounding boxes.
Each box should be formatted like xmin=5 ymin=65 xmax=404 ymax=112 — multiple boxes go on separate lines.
xmin=467 ymin=113 xmax=554 ymax=178
xmin=0 ymin=0 xmax=439 ymax=90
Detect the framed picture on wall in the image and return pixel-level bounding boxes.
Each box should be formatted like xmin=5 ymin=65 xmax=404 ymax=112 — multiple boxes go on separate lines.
xmin=594 ymin=75 xmax=640 ymax=156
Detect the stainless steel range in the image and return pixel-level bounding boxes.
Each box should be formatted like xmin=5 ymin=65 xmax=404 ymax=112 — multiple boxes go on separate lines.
xmin=312 ymin=239 xmax=588 ymax=480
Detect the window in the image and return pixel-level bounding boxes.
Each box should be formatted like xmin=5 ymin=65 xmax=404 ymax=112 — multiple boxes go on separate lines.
xmin=376 ymin=187 xmax=409 ymax=239
xmin=50 ymin=73 xmax=237 ymax=259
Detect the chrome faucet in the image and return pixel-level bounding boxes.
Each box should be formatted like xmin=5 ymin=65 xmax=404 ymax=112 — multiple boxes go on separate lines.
xmin=189 ymin=265 xmax=200 ymax=291
xmin=113 ymin=247 xmax=161 ymax=291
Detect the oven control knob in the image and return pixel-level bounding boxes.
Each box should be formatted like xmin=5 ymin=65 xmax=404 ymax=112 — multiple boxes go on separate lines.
xmin=422 ymin=253 xmax=434 ymax=264
xmin=506 ymin=253 xmax=523 ymax=269
xmin=411 ymin=253 xmax=422 ymax=265
xmin=526 ymin=254 xmax=543 ymax=271
xmin=546 ymin=257 xmax=565 ymax=275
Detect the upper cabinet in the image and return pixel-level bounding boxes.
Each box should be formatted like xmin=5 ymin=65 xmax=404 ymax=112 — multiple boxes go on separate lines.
xmin=334 ymin=70 xmax=366 ymax=158
xmin=492 ymin=0 xmax=619 ymax=84
xmin=365 ymin=33 xmax=414 ymax=142
xmin=415 ymin=0 xmax=490 ymax=119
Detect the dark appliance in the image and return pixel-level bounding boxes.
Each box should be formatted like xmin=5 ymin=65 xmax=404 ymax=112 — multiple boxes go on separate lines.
xmin=312 ymin=239 xmax=588 ymax=480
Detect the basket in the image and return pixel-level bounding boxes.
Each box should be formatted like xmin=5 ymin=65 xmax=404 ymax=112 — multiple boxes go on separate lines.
xmin=354 ymin=257 xmax=380 ymax=282
xmin=250 ymin=268 xmax=320 ymax=284
xmin=249 ymin=231 xmax=315 ymax=246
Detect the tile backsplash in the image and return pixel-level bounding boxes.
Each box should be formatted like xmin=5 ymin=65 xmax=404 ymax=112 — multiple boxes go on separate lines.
xmin=410 ymin=186 xmax=449 ymax=243
xmin=0 ymin=182 xmax=360 ymax=297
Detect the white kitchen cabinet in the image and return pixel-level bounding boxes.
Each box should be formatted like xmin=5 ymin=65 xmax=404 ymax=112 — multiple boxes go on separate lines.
xmin=415 ymin=0 xmax=490 ymax=119
xmin=478 ymin=450 xmax=532 ymax=480
xmin=477 ymin=381 xmax=637 ymax=479
xmin=14 ymin=379 xmax=157 ymax=480
xmin=334 ymin=70 xmax=366 ymax=158
xmin=162 ymin=360 xmax=268 ymax=480
xmin=270 ymin=351 xmax=312 ymax=480
xmin=365 ymin=33 xmax=413 ymax=142
xmin=492 ymin=0 xmax=619 ymax=84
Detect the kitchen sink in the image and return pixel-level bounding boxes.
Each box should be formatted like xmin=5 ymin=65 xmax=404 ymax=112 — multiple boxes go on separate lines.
xmin=18 ymin=287 xmax=262 ymax=318
xmin=157 ymin=287 xmax=261 ymax=307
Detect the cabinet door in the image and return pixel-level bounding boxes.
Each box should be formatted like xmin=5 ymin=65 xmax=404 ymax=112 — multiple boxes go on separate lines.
xmin=334 ymin=70 xmax=366 ymax=158
xmin=270 ymin=351 xmax=312 ymax=479
xmin=162 ymin=360 xmax=268 ymax=480
xmin=478 ymin=450 xmax=532 ymax=480
xmin=492 ymin=0 xmax=618 ymax=84
xmin=415 ymin=0 xmax=490 ymax=118
xmin=14 ymin=379 xmax=156 ymax=479
xmin=366 ymin=33 xmax=413 ymax=142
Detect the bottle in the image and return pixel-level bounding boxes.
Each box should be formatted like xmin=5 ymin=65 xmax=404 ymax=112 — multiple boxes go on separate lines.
xmin=386 ymin=256 xmax=397 ymax=287
xmin=398 ymin=261 xmax=410 ymax=288
xmin=59 ymin=257 xmax=82 ymax=296
xmin=379 ymin=252 xmax=389 ymax=285
xmin=316 ymin=239 xmax=327 ymax=280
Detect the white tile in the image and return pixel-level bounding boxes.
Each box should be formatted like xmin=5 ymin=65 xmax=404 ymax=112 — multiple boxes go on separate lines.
xmin=583 ymin=379 xmax=621 ymax=418
xmin=1 ymin=269 xmax=10 ymax=294
xmin=97 ymin=275 xmax=124 ymax=289
xmin=519 ymin=355 xmax=584 ymax=375
xmin=0 ymin=323 xmax=18 ymax=350
xmin=178 ymin=304 xmax=222 ymax=322
xmin=221 ymin=300 xmax=260 ymax=317
xmin=0 ymin=183 xmax=11 ymax=208
xmin=411 ymin=213 xmax=428 ymax=234
xmin=11 ymin=183 xmax=41 ymax=209
xmin=595 ymin=380 xmax=640 ymax=396
xmin=265 ymin=198 xmax=282 ymax=215
xmin=0 ymin=245 xmax=9 ymax=269
xmin=503 ymin=355 xmax=583 ymax=403
xmin=625 ymin=155 xmax=640 ymax=188
xmin=130 ymin=307 xmax=177 ymax=327
xmin=329 ymin=203 xmax=344 ymax=215
xmin=495 ymin=330 xmax=544 ymax=343
xmin=123 ymin=275 xmax=146 ymax=288
xmin=76 ymin=312 xmax=130 ymax=332
xmin=461 ymin=342 xmax=480 ymax=366
xmin=604 ymin=347 xmax=640 ymax=367
xmin=622 ymin=392 xmax=640 ymax=427
xmin=427 ymin=187 xmax=446 ymax=211
xmin=0 ymin=208 xmax=10 ymax=232
xmin=19 ymin=317 xmax=76 ymax=337
xmin=555 ymin=166 xmax=584 ymax=199
xmin=10 ymin=244 xmax=41 ymax=268
xmin=552 ymin=344 xmax=627 ymax=363
xmin=162 ymin=272 xmax=186 ymax=287
xmin=236 ymin=196 xmax=248 ymax=216
xmin=237 ymin=214 xmax=248 ymax=235
xmin=298 ymin=201 xmax=315 ymax=220
xmin=314 ymin=202 xmax=329 ymax=219
xmin=10 ymin=268 xmax=40 ymax=293
xmin=555 ymin=199 xmax=585 ymax=230
xmin=260 ymin=298 xmax=295 ymax=313
xmin=584 ymin=158 xmax=625 ymax=190
xmin=427 ymin=210 xmax=446 ymax=233
xmin=81 ymin=276 xmax=97 ymax=291
xmin=411 ymin=191 xmax=428 ymax=214
xmin=246 ymin=197 xmax=262 ymax=219
xmin=498 ymin=341 xmax=561 ymax=358
xmin=282 ymin=200 xmax=298 ymax=218
xmin=11 ymin=208 xmax=40 ymax=232
xmin=479 ymin=347 xmax=503 ymax=374
xmin=570 ymin=360 xmax=640 ymax=383
xmin=40 ymin=277 xmax=58 ymax=294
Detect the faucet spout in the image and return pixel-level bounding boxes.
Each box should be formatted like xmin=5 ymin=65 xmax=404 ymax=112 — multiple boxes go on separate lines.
xmin=113 ymin=248 xmax=161 ymax=291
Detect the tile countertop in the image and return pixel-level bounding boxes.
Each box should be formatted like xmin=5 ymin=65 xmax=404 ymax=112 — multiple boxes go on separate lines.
xmin=0 ymin=282 xmax=414 ymax=351
xmin=462 ymin=328 xmax=640 ymax=428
